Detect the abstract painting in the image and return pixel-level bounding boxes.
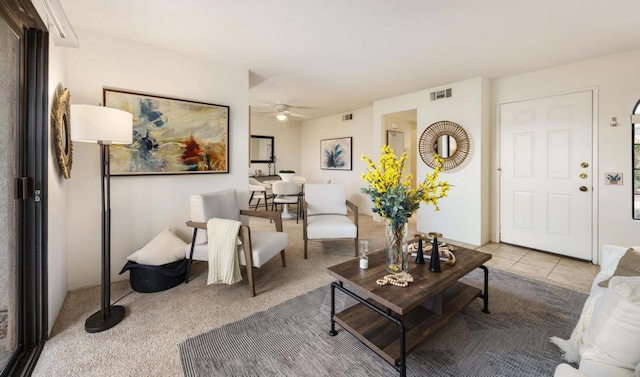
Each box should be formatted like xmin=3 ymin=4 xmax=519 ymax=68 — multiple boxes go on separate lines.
xmin=320 ymin=137 xmax=352 ymax=170
xmin=104 ymin=88 xmax=229 ymax=175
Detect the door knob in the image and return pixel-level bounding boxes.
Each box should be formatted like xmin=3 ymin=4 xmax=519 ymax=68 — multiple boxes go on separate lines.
xmin=579 ymin=186 xmax=588 ymax=192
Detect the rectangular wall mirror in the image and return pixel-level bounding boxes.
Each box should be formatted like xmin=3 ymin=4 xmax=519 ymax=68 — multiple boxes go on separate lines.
xmin=250 ymin=135 xmax=274 ymax=163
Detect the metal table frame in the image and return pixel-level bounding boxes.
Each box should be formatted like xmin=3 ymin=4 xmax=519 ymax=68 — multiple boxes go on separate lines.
xmin=329 ymin=265 xmax=490 ymax=377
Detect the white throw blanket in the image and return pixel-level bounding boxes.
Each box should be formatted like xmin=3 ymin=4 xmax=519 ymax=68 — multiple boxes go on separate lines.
xmin=206 ymin=218 xmax=242 ymax=285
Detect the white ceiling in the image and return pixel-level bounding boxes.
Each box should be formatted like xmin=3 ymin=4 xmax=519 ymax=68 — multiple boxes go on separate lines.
xmin=59 ymin=0 xmax=640 ymax=120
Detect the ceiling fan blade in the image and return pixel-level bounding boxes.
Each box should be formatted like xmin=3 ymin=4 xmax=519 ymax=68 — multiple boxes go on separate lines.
xmin=289 ymin=112 xmax=310 ymax=118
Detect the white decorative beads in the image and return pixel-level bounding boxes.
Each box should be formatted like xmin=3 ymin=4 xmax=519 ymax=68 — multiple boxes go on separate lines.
xmin=375 ymin=272 xmax=414 ymax=288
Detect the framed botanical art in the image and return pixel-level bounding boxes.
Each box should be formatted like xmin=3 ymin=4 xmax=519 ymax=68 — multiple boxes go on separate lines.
xmin=104 ymin=88 xmax=229 ymax=175
xmin=320 ymin=137 xmax=352 ymax=170
xmin=387 ymin=130 xmax=404 ymax=157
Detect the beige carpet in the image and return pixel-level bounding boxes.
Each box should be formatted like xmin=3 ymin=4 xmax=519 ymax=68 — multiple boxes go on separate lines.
xmin=32 ymin=213 xmax=406 ymax=376
xmin=32 ymin=212 xmax=589 ymax=376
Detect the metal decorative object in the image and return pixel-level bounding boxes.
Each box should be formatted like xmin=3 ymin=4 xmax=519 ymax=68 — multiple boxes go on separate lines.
xmin=53 ymin=88 xmax=73 ymax=178
xmin=414 ymin=233 xmax=426 ymax=264
xmin=419 ymin=120 xmax=470 ymax=171
xmin=429 ymin=232 xmax=442 ymax=272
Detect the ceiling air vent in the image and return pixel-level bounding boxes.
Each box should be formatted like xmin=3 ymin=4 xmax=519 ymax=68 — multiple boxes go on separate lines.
xmin=342 ymin=113 xmax=353 ymax=121
xmin=430 ymin=88 xmax=452 ymax=101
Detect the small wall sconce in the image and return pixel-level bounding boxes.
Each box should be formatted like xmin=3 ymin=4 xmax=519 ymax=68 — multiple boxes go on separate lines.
xmin=610 ymin=117 xmax=619 ymax=127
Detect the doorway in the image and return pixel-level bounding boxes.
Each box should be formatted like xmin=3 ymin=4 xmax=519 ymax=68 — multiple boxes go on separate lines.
xmin=499 ymin=91 xmax=594 ymax=260
xmin=383 ymin=110 xmax=418 ymax=189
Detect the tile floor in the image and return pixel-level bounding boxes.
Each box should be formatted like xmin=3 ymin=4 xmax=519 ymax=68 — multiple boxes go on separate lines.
xmin=474 ymin=242 xmax=599 ymax=294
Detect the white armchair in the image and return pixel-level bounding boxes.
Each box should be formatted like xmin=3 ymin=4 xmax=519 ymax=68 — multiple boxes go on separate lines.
xmin=303 ymin=183 xmax=358 ymax=259
xmin=185 ymin=189 xmax=288 ymax=296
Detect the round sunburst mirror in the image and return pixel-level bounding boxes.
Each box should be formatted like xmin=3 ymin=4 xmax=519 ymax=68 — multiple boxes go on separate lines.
xmin=53 ymin=88 xmax=73 ymax=179
xmin=419 ymin=120 xmax=470 ymax=171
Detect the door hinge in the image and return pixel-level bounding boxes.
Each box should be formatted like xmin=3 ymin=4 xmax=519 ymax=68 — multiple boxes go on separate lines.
xmin=14 ymin=177 xmax=30 ymax=200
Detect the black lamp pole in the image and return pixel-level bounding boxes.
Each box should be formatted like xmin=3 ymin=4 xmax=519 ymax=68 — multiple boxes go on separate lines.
xmin=84 ymin=143 xmax=125 ymax=333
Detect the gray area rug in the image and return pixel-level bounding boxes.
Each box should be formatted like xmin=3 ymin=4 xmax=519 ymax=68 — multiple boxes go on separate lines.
xmin=179 ymin=268 xmax=586 ymax=377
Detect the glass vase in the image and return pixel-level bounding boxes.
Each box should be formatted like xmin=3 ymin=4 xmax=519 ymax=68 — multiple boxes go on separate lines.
xmin=386 ymin=221 xmax=409 ymax=273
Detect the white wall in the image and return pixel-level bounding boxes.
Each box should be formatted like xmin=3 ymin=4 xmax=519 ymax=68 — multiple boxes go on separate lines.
xmin=491 ymin=48 xmax=640 ymax=253
xmin=30 ymin=0 xmax=70 ymax=334
xmin=46 ymin=41 xmax=69 ymax=333
xmin=300 ymin=107 xmax=374 ymax=215
xmin=249 ymin=117 xmax=301 ymax=176
xmin=373 ymin=77 xmax=491 ymax=246
xmin=66 ymin=29 xmax=249 ymax=290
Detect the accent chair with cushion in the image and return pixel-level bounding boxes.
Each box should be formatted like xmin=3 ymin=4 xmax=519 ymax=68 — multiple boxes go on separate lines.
xmin=185 ymin=189 xmax=288 ymax=297
xmin=303 ymin=183 xmax=358 ymax=259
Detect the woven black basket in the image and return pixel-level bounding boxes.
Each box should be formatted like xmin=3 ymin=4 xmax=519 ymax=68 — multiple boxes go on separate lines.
xmin=119 ymin=259 xmax=189 ymax=293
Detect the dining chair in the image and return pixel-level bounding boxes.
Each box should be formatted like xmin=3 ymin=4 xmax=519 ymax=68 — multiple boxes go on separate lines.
xmin=249 ymin=177 xmax=274 ymax=211
xmin=272 ymin=181 xmax=302 ymax=223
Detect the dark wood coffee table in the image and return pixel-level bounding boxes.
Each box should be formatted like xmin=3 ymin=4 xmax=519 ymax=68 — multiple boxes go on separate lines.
xmin=326 ymin=246 xmax=491 ymax=377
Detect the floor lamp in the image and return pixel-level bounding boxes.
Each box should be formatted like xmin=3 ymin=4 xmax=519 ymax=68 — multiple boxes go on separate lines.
xmin=71 ymin=104 xmax=133 ymax=333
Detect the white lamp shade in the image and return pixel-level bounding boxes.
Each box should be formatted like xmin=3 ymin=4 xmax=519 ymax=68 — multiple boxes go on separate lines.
xmin=71 ymin=104 xmax=133 ymax=144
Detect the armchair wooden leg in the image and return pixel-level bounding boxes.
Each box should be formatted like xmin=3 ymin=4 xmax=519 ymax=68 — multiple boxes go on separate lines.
xmin=354 ymin=238 xmax=359 ymax=257
xmin=241 ymin=239 xmax=257 ymax=297
xmin=304 ymin=239 xmax=308 ymax=259
xmin=263 ymin=191 xmax=269 ymax=211
xmin=246 ymin=266 xmax=256 ymax=297
xmin=280 ymin=249 xmax=286 ymax=267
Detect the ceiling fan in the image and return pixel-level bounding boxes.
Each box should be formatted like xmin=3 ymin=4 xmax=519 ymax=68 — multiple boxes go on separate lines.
xmin=252 ymin=103 xmax=311 ymax=122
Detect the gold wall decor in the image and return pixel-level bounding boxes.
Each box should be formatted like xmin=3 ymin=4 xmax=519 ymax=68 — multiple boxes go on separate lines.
xmin=419 ymin=120 xmax=470 ymax=171
xmin=53 ymin=87 xmax=72 ymax=178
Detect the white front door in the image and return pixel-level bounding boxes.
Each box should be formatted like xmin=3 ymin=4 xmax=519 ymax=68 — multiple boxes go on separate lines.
xmin=500 ymin=91 xmax=593 ymax=260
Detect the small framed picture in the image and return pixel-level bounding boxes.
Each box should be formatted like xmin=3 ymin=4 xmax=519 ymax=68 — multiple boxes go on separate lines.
xmin=605 ymin=172 xmax=623 ymax=185
xmin=320 ymin=137 xmax=352 ymax=170
xmin=387 ymin=130 xmax=404 ymax=157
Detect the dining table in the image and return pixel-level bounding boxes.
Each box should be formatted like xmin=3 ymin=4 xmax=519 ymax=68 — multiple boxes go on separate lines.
xmin=263 ymin=179 xmax=306 ymax=219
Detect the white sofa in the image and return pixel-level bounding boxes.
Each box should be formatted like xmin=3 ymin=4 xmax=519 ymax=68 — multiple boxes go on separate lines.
xmin=554 ymin=245 xmax=640 ymax=377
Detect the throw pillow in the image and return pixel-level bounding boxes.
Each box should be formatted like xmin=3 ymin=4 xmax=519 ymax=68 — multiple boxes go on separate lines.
xmin=581 ymin=276 xmax=640 ymax=369
xmin=598 ymin=248 xmax=640 ymax=288
xmin=127 ymin=229 xmax=187 ymax=266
